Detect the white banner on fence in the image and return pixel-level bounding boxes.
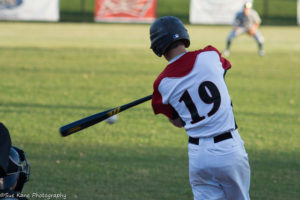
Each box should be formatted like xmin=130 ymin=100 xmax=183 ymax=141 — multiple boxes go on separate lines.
xmin=0 ymin=0 xmax=59 ymax=21
xmin=190 ymin=0 xmax=252 ymax=25
xmin=298 ymin=0 xmax=300 ymax=25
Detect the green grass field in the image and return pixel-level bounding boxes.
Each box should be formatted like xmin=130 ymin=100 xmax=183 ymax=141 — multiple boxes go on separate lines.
xmin=0 ymin=22 xmax=299 ymax=199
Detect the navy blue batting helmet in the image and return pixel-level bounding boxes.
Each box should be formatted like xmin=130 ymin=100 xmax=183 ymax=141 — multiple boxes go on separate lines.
xmin=150 ymin=16 xmax=190 ymax=57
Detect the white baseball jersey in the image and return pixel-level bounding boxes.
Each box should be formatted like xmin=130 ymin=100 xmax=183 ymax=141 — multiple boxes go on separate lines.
xmin=152 ymin=46 xmax=237 ymax=138
xmin=234 ymin=9 xmax=261 ymax=30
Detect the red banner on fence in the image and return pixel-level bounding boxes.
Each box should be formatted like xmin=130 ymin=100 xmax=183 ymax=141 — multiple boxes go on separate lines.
xmin=94 ymin=0 xmax=156 ymax=23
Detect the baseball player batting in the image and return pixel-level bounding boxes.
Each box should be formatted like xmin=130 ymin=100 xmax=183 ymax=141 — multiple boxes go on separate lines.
xmin=149 ymin=16 xmax=250 ymax=200
xmin=223 ymin=1 xmax=265 ymax=56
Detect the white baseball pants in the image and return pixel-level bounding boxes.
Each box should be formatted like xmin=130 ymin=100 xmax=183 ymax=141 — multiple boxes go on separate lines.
xmin=188 ymin=130 xmax=250 ymax=200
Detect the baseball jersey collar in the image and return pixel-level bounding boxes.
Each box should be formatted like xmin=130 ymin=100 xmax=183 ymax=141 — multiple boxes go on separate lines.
xmin=168 ymin=52 xmax=186 ymax=64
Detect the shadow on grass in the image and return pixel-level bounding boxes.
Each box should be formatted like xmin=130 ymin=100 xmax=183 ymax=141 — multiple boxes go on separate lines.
xmin=0 ymin=102 xmax=102 ymax=111
xmin=23 ymin=140 xmax=300 ymax=200
xmin=248 ymin=149 xmax=299 ymax=199
xmin=25 ymin=142 xmax=192 ymax=200
xmin=0 ymin=102 xmax=151 ymax=118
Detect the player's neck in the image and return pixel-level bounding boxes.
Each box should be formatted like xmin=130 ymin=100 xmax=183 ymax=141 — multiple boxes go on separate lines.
xmin=164 ymin=45 xmax=186 ymax=61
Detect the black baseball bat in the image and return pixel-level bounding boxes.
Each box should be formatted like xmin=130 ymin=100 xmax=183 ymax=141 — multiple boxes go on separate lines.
xmin=59 ymin=95 xmax=152 ymax=137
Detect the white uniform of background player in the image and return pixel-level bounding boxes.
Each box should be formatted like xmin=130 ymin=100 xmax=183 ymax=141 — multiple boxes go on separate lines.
xmin=223 ymin=2 xmax=264 ymax=56
xmin=150 ymin=16 xmax=251 ymax=200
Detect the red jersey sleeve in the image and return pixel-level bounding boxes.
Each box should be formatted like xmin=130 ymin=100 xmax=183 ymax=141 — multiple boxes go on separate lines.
xmin=152 ymin=78 xmax=173 ymax=119
xmin=203 ymin=46 xmax=232 ymax=70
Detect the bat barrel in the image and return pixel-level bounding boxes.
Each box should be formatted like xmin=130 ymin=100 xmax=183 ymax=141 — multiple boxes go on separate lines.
xmin=60 ymin=109 xmax=113 ymax=137
xmin=59 ymin=94 xmax=152 ymax=137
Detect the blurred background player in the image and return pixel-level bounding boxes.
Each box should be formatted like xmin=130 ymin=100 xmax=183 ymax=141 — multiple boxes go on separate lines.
xmin=150 ymin=16 xmax=250 ymax=200
xmin=223 ymin=2 xmax=265 ymax=56
xmin=0 ymin=123 xmax=30 ymax=200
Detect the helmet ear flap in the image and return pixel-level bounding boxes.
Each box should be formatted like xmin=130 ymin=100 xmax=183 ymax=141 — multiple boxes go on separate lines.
xmin=151 ymin=36 xmax=170 ymax=57
xmin=152 ymin=46 xmax=163 ymax=57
